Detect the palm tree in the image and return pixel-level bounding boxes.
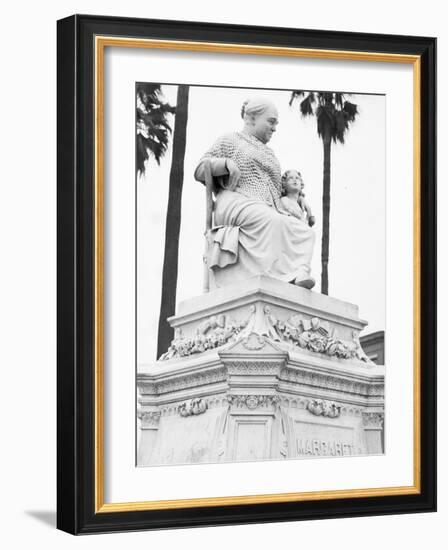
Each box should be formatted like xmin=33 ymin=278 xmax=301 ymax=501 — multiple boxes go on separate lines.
xmin=290 ymin=91 xmax=358 ymax=295
xmin=136 ymin=83 xmax=175 ymax=175
xmin=136 ymin=83 xmax=190 ymax=359
xmin=157 ymin=85 xmax=190 ymax=358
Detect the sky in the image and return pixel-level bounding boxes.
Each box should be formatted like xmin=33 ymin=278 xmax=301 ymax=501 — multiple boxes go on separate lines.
xmin=137 ymin=84 xmax=385 ymax=363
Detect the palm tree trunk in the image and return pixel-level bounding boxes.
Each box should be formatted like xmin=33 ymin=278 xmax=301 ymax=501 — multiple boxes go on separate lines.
xmin=157 ymin=85 xmax=189 ymax=358
xmin=321 ymin=134 xmax=331 ymax=295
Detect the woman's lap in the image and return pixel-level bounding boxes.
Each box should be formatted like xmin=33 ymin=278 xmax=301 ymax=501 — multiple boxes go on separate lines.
xmin=211 ymin=190 xmax=314 ymax=286
xmin=215 ymin=190 xmax=313 ymax=240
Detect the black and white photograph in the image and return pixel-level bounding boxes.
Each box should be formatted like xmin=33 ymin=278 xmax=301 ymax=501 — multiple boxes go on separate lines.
xmin=136 ymin=83 xmax=385 ymax=466
xmin=0 ymin=0 xmax=440 ymax=543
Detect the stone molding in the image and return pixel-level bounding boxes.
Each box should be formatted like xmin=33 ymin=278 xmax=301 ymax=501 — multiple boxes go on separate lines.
xmin=154 ymin=366 xmax=228 ymax=395
xmin=137 ymin=410 xmax=161 ymax=429
xmin=138 ymin=381 xmax=157 ymax=395
xmin=362 ymin=411 xmax=385 ymax=428
xmin=280 ymin=366 xmax=384 ymax=397
xmin=171 ymin=276 xmax=367 ymax=332
xmin=142 ymin=396 xmax=228 ymax=418
xmin=138 ymin=362 xmax=384 ymax=407
xmin=226 ymin=361 xmax=280 ymax=376
xmin=140 ymin=394 xmax=366 ymax=419
xmin=278 ymin=396 xmax=365 ymax=417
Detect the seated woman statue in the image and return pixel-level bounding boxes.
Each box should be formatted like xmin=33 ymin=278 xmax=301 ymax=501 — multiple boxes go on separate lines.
xmin=194 ymin=97 xmax=315 ymax=290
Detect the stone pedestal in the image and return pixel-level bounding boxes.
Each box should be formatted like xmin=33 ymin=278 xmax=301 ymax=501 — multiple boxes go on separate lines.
xmin=137 ymin=276 xmax=384 ymax=466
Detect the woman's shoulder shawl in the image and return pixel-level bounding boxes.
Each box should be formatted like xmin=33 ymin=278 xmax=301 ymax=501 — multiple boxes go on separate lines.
xmin=203 ymin=131 xmax=240 ymax=158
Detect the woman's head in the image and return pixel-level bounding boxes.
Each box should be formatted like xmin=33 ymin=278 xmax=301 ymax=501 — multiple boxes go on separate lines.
xmin=241 ymin=97 xmax=279 ymax=143
xmin=281 ymin=169 xmax=304 ymax=196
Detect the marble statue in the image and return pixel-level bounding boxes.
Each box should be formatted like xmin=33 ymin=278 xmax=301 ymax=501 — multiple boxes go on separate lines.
xmin=194 ymin=97 xmax=316 ymax=290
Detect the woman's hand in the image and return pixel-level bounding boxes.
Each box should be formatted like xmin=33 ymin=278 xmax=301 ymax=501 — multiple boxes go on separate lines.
xmin=225 ymin=159 xmax=241 ymax=190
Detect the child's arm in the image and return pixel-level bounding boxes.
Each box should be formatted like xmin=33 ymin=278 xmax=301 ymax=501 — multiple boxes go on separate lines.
xmin=299 ymin=195 xmax=315 ymax=227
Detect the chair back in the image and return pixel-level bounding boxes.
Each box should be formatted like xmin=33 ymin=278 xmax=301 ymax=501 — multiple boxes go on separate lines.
xmin=203 ymin=159 xmax=214 ymax=292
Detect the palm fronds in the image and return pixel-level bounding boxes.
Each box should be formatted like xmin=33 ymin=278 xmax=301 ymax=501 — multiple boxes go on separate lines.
xmin=290 ymin=90 xmax=358 ymax=144
xmin=136 ymin=83 xmax=176 ymax=175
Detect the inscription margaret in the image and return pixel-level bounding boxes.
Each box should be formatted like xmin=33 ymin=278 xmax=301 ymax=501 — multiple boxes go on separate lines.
xmin=297 ymin=438 xmax=358 ymax=457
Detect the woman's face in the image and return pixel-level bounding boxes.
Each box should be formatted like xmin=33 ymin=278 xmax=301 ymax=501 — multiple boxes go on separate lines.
xmin=251 ymin=106 xmax=279 ymax=143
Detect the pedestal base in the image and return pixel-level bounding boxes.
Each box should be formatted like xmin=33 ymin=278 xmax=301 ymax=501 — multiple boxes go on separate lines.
xmin=138 ymin=276 xmax=384 ymax=466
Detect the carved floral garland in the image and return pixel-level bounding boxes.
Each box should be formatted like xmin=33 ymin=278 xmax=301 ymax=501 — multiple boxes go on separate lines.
xmin=273 ymin=317 xmax=362 ymax=360
xmin=159 ymin=315 xmax=249 ymax=360
xmin=178 ymin=398 xmax=208 ymax=417
xmin=307 ymin=399 xmax=341 ymax=418
xmin=160 ymin=307 xmax=370 ymax=363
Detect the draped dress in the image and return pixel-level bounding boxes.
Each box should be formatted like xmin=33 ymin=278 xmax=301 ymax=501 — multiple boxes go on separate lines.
xmin=194 ymin=131 xmax=315 ymax=289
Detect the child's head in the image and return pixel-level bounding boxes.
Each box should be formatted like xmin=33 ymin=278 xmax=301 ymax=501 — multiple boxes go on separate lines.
xmin=281 ymin=169 xmax=304 ymax=196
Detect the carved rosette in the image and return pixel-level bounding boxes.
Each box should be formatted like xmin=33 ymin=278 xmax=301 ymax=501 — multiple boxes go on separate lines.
xmin=178 ymin=398 xmax=208 ymax=417
xmin=227 ymin=394 xmax=280 ymax=410
xmin=306 ymin=399 xmax=341 ymax=418
xmin=362 ymin=411 xmax=384 ymax=429
xmin=137 ymin=410 xmax=161 ymax=429
xmin=241 ymin=333 xmax=266 ymax=350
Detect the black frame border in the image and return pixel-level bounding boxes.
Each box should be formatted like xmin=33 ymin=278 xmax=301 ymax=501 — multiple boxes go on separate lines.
xmin=57 ymin=14 xmax=436 ymax=535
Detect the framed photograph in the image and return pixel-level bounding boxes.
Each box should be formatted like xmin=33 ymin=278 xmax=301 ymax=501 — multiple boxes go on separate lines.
xmin=57 ymin=14 xmax=436 ymax=534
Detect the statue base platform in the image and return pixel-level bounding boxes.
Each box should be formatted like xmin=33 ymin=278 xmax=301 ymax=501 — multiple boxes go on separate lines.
xmin=137 ymin=276 xmax=384 ymax=466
